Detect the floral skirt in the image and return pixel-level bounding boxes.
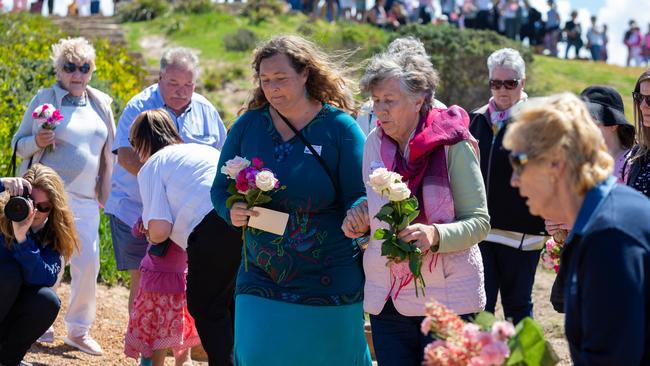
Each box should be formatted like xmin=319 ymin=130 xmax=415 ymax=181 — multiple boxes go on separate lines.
xmin=124 ymin=290 xmax=201 ymax=359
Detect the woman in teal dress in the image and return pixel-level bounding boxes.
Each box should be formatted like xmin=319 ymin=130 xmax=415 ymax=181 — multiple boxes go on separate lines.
xmin=210 ymin=35 xmax=371 ymax=365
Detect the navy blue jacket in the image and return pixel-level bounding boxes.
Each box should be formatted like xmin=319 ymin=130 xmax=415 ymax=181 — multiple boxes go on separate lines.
xmin=563 ymin=179 xmax=650 ymax=365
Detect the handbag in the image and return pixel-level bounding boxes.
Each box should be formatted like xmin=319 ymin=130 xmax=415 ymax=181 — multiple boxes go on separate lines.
xmin=275 ymin=110 xmax=341 ymax=200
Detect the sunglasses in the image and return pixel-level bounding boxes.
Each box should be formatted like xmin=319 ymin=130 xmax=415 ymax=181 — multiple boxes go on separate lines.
xmin=508 ymin=151 xmax=529 ymax=176
xmin=632 ymin=92 xmax=650 ymax=107
xmin=489 ymin=79 xmax=520 ymax=90
xmin=62 ymin=62 xmax=91 ymax=74
xmin=34 ymin=201 xmax=53 ymax=213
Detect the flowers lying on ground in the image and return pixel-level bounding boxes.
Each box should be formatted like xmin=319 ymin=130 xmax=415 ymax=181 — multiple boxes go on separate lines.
xmin=368 ymin=168 xmax=426 ymax=297
xmin=32 ymin=103 xmax=64 ymax=152
xmin=221 ymin=156 xmax=284 ymax=271
xmin=421 ymin=300 xmax=558 ymax=366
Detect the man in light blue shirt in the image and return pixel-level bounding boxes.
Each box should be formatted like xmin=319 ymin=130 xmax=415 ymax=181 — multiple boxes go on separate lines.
xmin=104 ymin=47 xmax=226 ymax=313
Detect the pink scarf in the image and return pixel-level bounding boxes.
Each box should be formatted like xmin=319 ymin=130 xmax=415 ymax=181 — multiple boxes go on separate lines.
xmin=380 ymin=106 xmax=472 ymax=224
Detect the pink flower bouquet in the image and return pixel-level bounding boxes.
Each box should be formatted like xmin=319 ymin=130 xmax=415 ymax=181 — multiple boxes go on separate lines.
xmin=421 ymin=300 xmax=558 ymax=366
xmin=221 ymin=156 xmax=284 ymax=271
xmin=32 ymin=103 xmax=63 ymax=152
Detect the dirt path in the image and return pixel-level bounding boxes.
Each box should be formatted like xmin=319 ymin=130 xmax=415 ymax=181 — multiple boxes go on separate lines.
xmin=25 ymin=267 xmax=570 ymax=365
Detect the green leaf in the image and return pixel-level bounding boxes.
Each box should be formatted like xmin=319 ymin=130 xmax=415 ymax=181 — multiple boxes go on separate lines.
xmin=506 ymin=318 xmax=559 ymax=366
xmin=375 ymin=204 xmax=394 ymax=223
xmin=227 ymin=182 xmax=238 ymax=195
xmin=254 ymin=194 xmax=272 ymax=205
xmin=402 ymin=197 xmax=419 ymax=213
xmin=225 ymin=194 xmax=245 ymax=209
xmin=374 ymin=228 xmax=387 ymax=240
xmin=408 ymin=252 xmax=422 ymax=276
xmin=473 ymin=311 xmax=497 ymax=331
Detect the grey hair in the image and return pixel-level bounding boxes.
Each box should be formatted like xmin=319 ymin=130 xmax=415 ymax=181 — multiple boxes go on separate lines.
xmin=160 ymin=47 xmax=200 ymax=80
xmin=386 ymin=37 xmax=427 ymax=57
xmin=360 ymin=51 xmax=439 ymax=113
xmin=51 ymin=37 xmax=96 ymax=73
xmin=487 ymin=48 xmax=526 ymax=79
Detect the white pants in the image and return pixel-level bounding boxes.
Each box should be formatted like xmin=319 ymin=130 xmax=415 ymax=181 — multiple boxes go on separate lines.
xmin=64 ymin=195 xmax=100 ymax=338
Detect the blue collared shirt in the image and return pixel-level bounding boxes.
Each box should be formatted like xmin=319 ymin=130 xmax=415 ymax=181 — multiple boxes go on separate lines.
xmin=104 ymin=84 xmax=227 ymax=226
xmin=565 ymin=176 xmax=617 ymax=243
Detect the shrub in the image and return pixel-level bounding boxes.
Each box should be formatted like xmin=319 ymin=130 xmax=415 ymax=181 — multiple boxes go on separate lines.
xmin=0 ymin=13 xmax=144 ymax=286
xmin=117 ymin=0 xmax=170 ymax=22
xmin=241 ymin=0 xmax=287 ymax=25
xmin=174 ymin=0 xmax=216 ymax=14
xmin=395 ymin=24 xmax=534 ymax=111
xmin=223 ymin=29 xmax=258 ymax=52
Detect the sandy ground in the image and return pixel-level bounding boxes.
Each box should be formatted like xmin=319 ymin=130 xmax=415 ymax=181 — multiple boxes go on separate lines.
xmin=24 ymin=266 xmax=570 ymax=365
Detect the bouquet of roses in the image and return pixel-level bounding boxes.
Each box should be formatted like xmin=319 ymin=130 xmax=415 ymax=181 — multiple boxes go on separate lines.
xmin=221 ymin=156 xmax=284 ymax=271
xmin=32 ymin=103 xmax=64 ymax=152
xmin=541 ymin=230 xmax=567 ymax=274
xmin=421 ymin=300 xmax=559 ymax=366
xmin=368 ymin=168 xmax=426 ymax=297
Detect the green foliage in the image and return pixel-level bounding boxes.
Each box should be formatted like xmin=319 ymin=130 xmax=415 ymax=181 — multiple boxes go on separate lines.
xmin=241 ymin=0 xmax=287 ymax=25
xmin=117 ymin=0 xmax=170 ymax=22
xmin=395 ymin=24 xmax=534 ymax=111
xmin=473 ymin=311 xmax=498 ymax=331
xmin=507 ymin=318 xmax=560 ymax=366
xmin=174 ymin=0 xmax=216 ymax=14
xmin=0 ymin=14 xmax=144 ymax=286
xmin=223 ymin=29 xmax=259 ymax=52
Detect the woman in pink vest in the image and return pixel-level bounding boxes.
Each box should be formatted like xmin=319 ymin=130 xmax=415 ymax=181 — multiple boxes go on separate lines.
xmin=343 ymin=37 xmax=490 ymax=366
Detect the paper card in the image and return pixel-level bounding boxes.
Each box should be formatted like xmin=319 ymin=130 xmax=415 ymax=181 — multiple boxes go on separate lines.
xmin=248 ymin=207 xmax=289 ymax=236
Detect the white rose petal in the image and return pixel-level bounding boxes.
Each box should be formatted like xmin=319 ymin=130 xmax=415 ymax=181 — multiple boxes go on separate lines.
xmin=388 ymin=182 xmax=411 ymax=201
xmin=369 ymin=168 xmax=401 ymax=196
xmin=221 ymin=156 xmax=250 ymax=180
xmin=255 ymin=170 xmax=278 ymax=192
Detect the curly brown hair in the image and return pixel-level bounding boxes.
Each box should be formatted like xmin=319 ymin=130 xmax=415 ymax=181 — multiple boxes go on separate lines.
xmin=245 ymin=35 xmax=356 ymax=114
xmin=0 ymin=164 xmax=79 ymax=261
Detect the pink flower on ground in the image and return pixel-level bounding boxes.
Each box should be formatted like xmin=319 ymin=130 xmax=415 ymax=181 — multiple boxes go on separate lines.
xmin=491 ymin=320 xmax=515 ymax=341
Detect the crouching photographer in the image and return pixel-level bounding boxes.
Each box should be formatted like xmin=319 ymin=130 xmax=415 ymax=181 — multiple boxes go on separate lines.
xmin=0 ymin=165 xmax=79 ymax=366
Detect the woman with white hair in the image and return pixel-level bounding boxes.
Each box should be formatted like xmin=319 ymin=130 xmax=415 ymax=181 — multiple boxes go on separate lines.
xmin=344 ymin=43 xmax=489 ymax=366
xmin=12 ymin=37 xmax=115 ymax=355
xmin=469 ymin=48 xmax=546 ymax=325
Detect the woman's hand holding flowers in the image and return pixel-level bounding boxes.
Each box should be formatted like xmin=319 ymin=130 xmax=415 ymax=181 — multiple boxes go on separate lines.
xmin=398 ymin=223 xmax=440 ymax=252
xmin=35 ymin=129 xmax=56 ymax=149
xmin=229 ymin=201 xmax=259 ymax=227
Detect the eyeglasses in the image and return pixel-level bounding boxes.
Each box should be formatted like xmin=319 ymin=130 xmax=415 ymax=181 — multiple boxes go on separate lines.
xmin=62 ymin=62 xmax=91 ymax=74
xmin=632 ymin=92 xmax=650 ymax=107
xmin=489 ymin=79 xmax=520 ymax=90
xmin=34 ymin=202 xmax=52 ymax=213
xmin=508 ymin=151 xmax=530 ymax=176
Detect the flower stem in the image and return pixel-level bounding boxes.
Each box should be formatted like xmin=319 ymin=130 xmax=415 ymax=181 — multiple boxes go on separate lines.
xmin=242 ymin=225 xmax=248 ymax=272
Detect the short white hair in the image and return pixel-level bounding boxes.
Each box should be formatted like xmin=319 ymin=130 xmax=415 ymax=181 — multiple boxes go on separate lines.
xmin=487 ymin=48 xmax=526 ymax=79
xmin=160 ymin=47 xmax=200 ymax=80
xmin=51 ymin=37 xmax=96 ymax=72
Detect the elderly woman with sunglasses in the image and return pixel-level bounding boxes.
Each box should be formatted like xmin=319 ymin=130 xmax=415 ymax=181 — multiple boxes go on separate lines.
xmin=504 ymin=93 xmax=650 ymax=365
xmin=11 ymin=37 xmax=115 ymax=355
xmin=624 ymin=70 xmax=650 ymax=198
xmin=468 ymin=48 xmax=546 ymax=326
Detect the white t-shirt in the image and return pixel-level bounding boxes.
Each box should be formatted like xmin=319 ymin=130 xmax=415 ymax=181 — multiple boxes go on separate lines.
xmin=137 ymin=143 xmax=220 ymax=249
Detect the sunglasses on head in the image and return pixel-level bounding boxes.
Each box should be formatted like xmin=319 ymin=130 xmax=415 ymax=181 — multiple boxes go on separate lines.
xmin=632 ymin=92 xmax=650 ymax=107
xmin=489 ymin=79 xmax=520 ymax=90
xmin=508 ymin=151 xmax=529 ymax=176
xmin=34 ymin=202 xmax=52 ymax=213
xmin=62 ymin=62 xmax=91 ymax=74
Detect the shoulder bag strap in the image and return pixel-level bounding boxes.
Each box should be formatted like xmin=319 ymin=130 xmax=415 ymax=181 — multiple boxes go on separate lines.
xmin=275 ymin=110 xmax=341 ymax=200
xmin=7 ymin=140 xmax=18 ymax=177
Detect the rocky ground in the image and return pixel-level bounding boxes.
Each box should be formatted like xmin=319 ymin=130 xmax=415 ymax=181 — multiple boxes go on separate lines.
xmin=24 ymin=266 xmax=570 ymax=365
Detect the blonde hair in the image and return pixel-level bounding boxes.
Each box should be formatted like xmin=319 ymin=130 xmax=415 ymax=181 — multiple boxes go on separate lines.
xmin=503 ymin=93 xmax=613 ymax=195
xmin=632 ymin=70 xmax=650 ymax=161
xmin=51 ymin=37 xmax=96 ymax=74
xmin=0 ymin=165 xmax=79 ymax=261
xmin=246 ymin=35 xmax=355 ymax=114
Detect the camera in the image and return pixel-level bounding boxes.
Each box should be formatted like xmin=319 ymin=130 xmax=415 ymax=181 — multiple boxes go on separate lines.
xmin=4 ymin=186 xmax=32 ymax=222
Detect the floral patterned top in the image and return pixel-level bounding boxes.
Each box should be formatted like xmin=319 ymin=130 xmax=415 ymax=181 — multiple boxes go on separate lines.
xmin=211 ymin=104 xmax=366 ymax=306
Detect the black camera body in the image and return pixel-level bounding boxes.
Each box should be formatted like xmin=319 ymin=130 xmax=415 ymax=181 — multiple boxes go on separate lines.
xmin=5 ymin=186 xmax=32 ymax=222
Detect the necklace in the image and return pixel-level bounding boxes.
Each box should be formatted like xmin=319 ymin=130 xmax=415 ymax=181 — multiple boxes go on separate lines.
xmin=63 ymin=92 xmax=88 ymax=107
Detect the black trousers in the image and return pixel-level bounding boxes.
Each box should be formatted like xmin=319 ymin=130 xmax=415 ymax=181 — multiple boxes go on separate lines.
xmin=186 ymin=210 xmax=242 ymax=366
xmin=0 ymin=260 xmax=60 ymax=366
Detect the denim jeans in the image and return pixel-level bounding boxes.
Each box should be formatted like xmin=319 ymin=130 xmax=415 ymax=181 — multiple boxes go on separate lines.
xmin=480 ymin=240 xmax=541 ymax=325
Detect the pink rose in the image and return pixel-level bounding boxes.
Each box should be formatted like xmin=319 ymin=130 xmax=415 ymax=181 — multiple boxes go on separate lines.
xmin=252 ymin=157 xmax=264 ymax=168
xmin=491 ymin=320 xmax=515 ymax=341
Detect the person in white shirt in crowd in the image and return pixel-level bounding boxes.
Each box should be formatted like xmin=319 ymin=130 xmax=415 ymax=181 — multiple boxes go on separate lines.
xmin=586 ymin=15 xmax=604 ymax=61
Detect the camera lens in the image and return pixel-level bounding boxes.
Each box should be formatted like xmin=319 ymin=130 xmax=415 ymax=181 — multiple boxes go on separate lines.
xmin=5 ymin=196 xmax=31 ymax=222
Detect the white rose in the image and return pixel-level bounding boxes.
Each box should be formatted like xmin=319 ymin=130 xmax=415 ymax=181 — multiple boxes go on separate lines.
xmin=221 ymin=156 xmax=250 ymax=180
xmin=255 ymin=170 xmax=278 ymax=192
xmin=369 ymin=168 xmax=401 ymax=196
xmin=388 ymin=182 xmax=411 ymax=201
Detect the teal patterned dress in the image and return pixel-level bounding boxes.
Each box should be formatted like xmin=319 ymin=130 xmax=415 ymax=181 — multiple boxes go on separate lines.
xmin=211 ymin=104 xmax=371 ymax=365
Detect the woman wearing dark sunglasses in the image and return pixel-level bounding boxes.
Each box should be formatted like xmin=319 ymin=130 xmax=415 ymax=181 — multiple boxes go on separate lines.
xmin=469 ymin=48 xmax=546 ymax=326
xmin=624 ymin=70 xmax=650 ymax=198
xmin=503 ymin=93 xmax=650 ymax=365
xmin=0 ymin=164 xmax=80 ymax=366
xmin=11 ymin=37 xmax=115 ymax=355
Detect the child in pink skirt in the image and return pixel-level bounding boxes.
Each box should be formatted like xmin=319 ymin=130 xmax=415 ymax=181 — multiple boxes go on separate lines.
xmin=125 ymin=220 xmax=201 ymax=365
